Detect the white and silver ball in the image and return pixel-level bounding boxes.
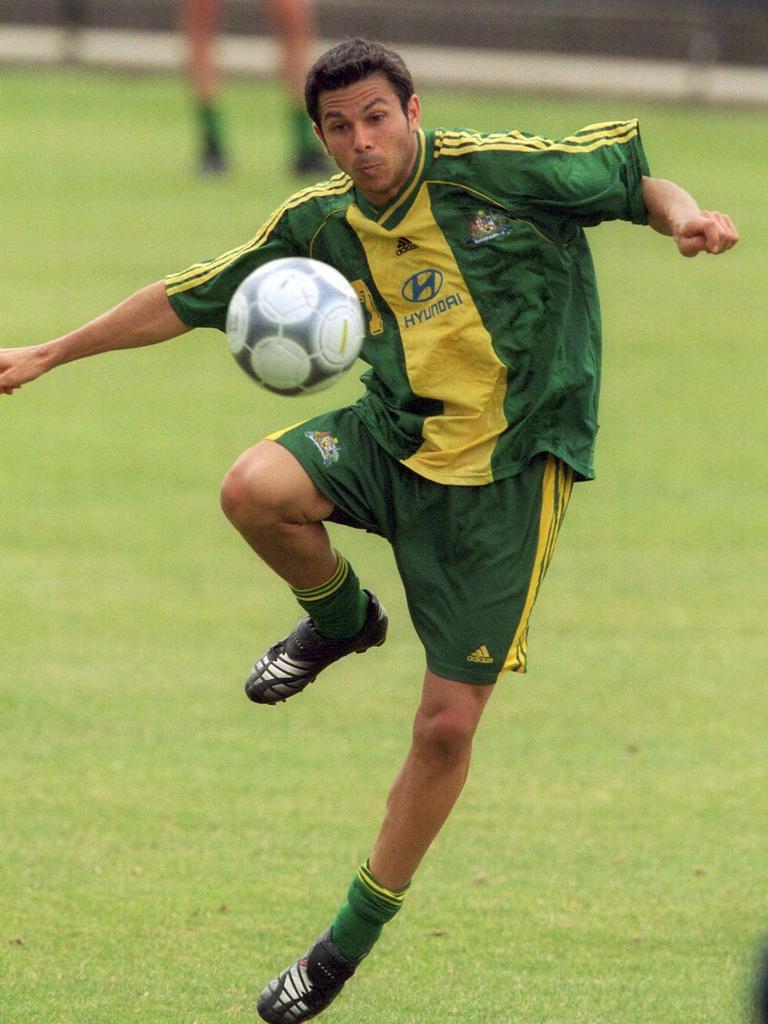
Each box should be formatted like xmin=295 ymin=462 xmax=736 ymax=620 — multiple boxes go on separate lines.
xmin=226 ymin=257 xmax=365 ymax=395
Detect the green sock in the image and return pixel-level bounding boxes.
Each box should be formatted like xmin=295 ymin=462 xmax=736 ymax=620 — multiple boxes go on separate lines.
xmin=331 ymin=862 xmax=410 ymax=959
xmin=291 ymin=552 xmax=368 ymax=640
xmin=196 ymin=100 xmax=225 ymax=155
xmin=289 ymin=101 xmax=321 ymax=160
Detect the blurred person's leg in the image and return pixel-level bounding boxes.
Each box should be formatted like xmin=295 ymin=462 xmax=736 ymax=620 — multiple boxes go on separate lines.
xmin=181 ymin=0 xmax=229 ymax=173
xmin=265 ymin=0 xmax=327 ymax=174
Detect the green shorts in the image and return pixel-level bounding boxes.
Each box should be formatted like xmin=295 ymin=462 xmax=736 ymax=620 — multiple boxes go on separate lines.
xmin=269 ymin=408 xmax=573 ymax=684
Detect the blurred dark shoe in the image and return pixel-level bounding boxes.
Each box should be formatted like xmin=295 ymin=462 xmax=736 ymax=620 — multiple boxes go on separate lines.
xmin=293 ymin=150 xmax=330 ymax=176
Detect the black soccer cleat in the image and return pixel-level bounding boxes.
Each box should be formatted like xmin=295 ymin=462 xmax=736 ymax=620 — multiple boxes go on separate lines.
xmin=245 ymin=590 xmax=387 ymax=705
xmin=258 ymin=928 xmax=366 ymax=1023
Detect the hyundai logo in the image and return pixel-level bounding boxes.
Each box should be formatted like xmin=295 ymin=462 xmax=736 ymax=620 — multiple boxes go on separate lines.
xmin=401 ymin=269 xmax=444 ymax=303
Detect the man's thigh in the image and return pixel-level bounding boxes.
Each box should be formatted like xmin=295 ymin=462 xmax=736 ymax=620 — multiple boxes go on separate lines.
xmin=392 ymin=454 xmax=574 ymax=684
xmin=267 ymin=408 xmax=396 ymax=536
xmin=227 ymin=438 xmax=335 ymax=522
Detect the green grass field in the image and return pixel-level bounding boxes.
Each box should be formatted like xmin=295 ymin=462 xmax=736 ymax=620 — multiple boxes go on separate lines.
xmin=2 ymin=66 xmax=767 ymax=1023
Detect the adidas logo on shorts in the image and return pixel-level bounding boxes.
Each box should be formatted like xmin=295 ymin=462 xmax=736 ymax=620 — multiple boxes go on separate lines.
xmin=467 ymin=644 xmax=494 ymax=664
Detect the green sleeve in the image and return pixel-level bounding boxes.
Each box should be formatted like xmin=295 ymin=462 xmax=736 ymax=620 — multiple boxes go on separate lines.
xmin=164 ymin=211 xmax=300 ymax=330
xmin=448 ymin=119 xmax=650 ymax=228
xmin=515 ymin=120 xmax=650 ymax=226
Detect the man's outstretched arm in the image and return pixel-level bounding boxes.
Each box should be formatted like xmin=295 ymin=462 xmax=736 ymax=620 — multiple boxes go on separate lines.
xmin=642 ymin=176 xmax=739 ymax=258
xmin=0 ymin=281 xmax=190 ymax=395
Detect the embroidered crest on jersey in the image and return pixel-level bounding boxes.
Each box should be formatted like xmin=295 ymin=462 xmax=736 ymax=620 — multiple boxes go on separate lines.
xmin=305 ymin=430 xmax=341 ymax=466
xmin=395 ymin=236 xmax=418 ymax=256
xmin=465 ymin=208 xmax=514 ymax=246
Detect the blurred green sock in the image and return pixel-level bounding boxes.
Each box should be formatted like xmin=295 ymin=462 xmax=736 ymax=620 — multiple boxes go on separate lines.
xmin=290 ymin=101 xmax=322 ymax=162
xmin=196 ymin=100 xmax=226 ymax=156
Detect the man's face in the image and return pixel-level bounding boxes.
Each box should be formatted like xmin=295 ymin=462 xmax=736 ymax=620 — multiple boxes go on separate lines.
xmin=314 ymin=73 xmax=421 ymax=207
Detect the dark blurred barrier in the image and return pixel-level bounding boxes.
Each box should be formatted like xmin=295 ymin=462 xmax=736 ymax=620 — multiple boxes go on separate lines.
xmin=2 ymin=0 xmax=768 ymax=66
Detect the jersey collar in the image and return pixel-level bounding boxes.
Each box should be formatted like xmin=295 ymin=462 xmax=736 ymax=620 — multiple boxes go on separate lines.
xmin=353 ymin=128 xmax=430 ymax=231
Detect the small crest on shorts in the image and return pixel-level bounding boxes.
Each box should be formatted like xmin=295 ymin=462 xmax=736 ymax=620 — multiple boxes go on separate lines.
xmin=306 ymin=430 xmax=341 ymax=466
xmin=465 ymin=208 xmax=514 ymax=246
xmin=467 ymin=644 xmax=494 ymax=664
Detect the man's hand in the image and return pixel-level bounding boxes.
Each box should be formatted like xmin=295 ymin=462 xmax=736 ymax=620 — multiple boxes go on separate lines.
xmin=672 ymin=210 xmax=739 ymax=258
xmin=0 ymin=282 xmax=190 ymax=396
xmin=0 ymin=345 xmax=49 ymax=395
xmin=642 ymin=177 xmax=739 ymax=258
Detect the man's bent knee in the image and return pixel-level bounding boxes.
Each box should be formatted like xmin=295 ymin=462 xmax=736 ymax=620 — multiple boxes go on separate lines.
xmin=220 ymin=440 xmax=333 ymax=527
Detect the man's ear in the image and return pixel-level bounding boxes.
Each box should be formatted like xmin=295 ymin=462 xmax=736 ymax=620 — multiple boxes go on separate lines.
xmin=407 ymin=94 xmax=421 ymax=133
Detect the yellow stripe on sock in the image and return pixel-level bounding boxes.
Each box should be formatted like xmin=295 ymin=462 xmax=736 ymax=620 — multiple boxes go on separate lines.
xmin=358 ymin=863 xmax=409 ymax=908
xmin=291 ymin=552 xmax=349 ymax=602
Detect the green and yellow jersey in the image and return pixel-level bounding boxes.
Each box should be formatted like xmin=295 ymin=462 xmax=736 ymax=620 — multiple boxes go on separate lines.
xmin=166 ymin=120 xmax=649 ymax=485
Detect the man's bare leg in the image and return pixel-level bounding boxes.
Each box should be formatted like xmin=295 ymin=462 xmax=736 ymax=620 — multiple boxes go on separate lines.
xmin=369 ymin=670 xmax=495 ymax=890
xmin=256 ymin=671 xmax=495 ymax=1022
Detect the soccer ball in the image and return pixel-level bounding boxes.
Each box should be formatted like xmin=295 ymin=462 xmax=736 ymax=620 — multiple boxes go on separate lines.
xmin=225 ymin=257 xmax=365 ymax=395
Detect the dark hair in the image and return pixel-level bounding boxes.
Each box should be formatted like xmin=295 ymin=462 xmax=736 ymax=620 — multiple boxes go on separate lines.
xmin=305 ymin=38 xmax=415 ymax=127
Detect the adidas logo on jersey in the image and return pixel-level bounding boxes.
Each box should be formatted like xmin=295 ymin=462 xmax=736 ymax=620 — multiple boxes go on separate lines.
xmin=395 ymin=237 xmax=418 ymax=256
xmin=467 ymin=644 xmax=494 ymax=664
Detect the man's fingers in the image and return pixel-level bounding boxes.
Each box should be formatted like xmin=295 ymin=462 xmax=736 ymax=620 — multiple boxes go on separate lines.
xmin=677 ymin=211 xmax=739 ymax=257
xmin=708 ymin=211 xmax=740 ymax=251
xmin=702 ymin=217 xmax=724 ymax=253
xmin=677 ymin=232 xmax=708 ymax=258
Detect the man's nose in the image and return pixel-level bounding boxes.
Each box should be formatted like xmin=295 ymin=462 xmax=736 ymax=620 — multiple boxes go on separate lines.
xmin=352 ymin=124 xmax=372 ymax=150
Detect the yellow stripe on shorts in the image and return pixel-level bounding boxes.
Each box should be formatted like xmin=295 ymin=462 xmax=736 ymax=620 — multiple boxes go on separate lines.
xmin=501 ymin=455 xmax=574 ymax=675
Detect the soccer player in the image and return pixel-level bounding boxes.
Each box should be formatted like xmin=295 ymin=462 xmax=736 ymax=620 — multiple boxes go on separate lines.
xmin=0 ymin=37 xmax=738 ymax=1024
xmin=182 ymin=0 xmax=325 ymax=174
